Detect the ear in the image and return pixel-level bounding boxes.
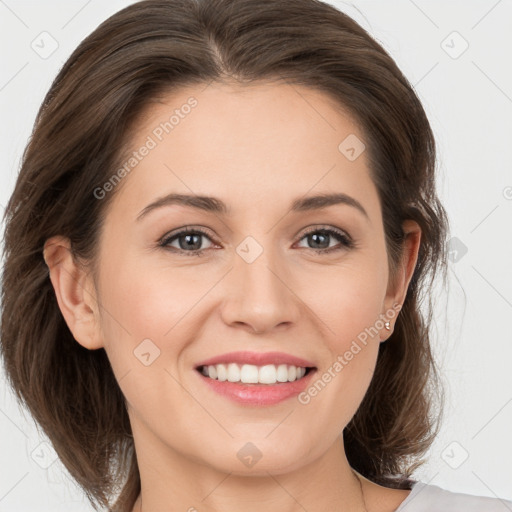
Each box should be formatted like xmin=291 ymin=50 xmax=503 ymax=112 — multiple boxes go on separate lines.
xmin=382 ymin=219 xmax=422 ymax=332
xmin=43 ymin=236 xmax=104 ymax=350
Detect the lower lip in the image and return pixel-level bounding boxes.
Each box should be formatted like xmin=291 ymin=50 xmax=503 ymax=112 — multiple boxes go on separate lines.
xmin=196 ymin=368 xmax=317 ymax=406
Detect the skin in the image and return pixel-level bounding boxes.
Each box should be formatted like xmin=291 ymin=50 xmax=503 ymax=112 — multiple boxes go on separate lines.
xmin=44 ymin=81 xmax=421 ymax=512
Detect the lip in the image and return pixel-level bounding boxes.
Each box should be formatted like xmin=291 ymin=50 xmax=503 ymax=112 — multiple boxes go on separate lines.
xmin=195 ymin=367 xmax=318 ymax=406
xmin=194 ymin=351 xmax=316 ymax=369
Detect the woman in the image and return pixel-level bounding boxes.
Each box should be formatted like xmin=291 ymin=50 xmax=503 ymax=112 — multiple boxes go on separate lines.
xmin=1 ymin=0 xmax=510 ymax=511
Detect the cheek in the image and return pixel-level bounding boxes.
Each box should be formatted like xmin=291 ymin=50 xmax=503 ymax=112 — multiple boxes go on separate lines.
xmin=99 ymin=250 xmax=210 ymax=339
xmin=94 ymin=255 xmax=199 ymax=419
xmin=95 ymin=249 xmax=224 ymax=388
xmin=296 ymin=258 xmax=386 ymax=409
xmin=301 ymin=257 xmax=387 ymax=340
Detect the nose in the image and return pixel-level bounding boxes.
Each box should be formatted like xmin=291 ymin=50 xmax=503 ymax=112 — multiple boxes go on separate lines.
xmin=220 ymin=243 xmax=301 ymax=334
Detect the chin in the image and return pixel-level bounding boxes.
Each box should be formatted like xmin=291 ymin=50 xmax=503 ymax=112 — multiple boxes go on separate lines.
xmin=199 ymin=438 xmax=317 ymax=476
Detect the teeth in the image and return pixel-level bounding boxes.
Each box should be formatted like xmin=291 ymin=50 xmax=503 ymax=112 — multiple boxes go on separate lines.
xmin=200 ymin=363 xmax=309 ymax=384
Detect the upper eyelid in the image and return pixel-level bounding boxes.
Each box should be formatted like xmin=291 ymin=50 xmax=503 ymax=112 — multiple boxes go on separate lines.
xmin=300 ymin=225 xmax=350 ymax=238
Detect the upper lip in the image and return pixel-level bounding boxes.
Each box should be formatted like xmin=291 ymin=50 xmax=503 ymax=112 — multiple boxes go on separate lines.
xmin=195 ymin=351 xmax=316 ymax=369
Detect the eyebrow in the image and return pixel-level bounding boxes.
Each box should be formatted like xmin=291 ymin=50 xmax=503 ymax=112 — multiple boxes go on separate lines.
xmin=136 ymin=192 xmax=370 ymax=222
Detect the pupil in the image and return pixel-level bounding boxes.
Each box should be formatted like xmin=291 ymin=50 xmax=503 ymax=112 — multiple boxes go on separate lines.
xmin=181 ymin=234 xmax=201 ymax=250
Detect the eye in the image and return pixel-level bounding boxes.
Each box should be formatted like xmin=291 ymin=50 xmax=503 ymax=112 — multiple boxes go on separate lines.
xmin=295 ymin=226 xmax=354 ymax=253
xmin=159 ymin=226 xmax=216 ymax=256
xmin=159 ymin=225 xmax=354 ymax=257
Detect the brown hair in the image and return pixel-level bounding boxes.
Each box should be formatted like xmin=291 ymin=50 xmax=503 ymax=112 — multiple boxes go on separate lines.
xmin=0 ymin=0 xmax=449 ymax=510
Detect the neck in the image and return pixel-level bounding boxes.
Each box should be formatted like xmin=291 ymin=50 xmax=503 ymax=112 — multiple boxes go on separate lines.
xmin=131 ymin=433 xmax=367 ymax=512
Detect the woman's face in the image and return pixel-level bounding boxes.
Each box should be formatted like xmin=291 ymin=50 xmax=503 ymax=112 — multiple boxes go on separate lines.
xmin=76 ymin=82 xmax=417 ymax=475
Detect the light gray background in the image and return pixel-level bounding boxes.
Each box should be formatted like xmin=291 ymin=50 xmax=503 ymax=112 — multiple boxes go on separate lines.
xmin=1 ymin=1 xmax=511 ymax=510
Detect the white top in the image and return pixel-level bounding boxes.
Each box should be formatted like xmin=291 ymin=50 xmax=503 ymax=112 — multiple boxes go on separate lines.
xmin=394 ymin=481 xmax=512 ymax=511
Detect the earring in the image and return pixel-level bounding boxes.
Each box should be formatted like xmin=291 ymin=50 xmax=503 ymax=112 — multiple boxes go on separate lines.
xmin=380 ymin=321 xmax=392 ymax=343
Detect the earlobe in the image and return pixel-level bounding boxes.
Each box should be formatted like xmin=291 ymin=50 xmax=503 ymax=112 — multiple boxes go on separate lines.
xmin=43 ymin=236 xmax=104 ymax=350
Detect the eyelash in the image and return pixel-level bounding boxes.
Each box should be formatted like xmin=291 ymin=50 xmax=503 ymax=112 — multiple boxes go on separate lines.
xmin=158 ymin=225 xmax=354 ymax=257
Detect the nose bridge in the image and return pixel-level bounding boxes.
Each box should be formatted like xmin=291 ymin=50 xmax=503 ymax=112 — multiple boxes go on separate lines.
xmin=221 ymin=234 xmax=299 ymax=332
xmin=240 ymin=238 xmax=283 ymax=297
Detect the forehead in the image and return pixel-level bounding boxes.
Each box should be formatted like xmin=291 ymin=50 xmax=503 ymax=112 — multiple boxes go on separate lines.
xmin=108 ymin=81 xmax=381 ymax=223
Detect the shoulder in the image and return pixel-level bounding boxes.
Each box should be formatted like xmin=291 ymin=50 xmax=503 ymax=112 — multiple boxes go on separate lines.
xmin=395 ymin=481 xmax=512 ymax=512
